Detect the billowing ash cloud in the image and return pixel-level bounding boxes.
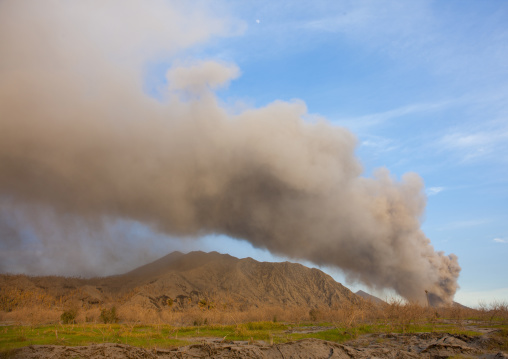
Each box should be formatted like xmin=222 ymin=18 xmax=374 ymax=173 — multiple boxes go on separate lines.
xmin=0 ymin=1 xmax=460 ymax=303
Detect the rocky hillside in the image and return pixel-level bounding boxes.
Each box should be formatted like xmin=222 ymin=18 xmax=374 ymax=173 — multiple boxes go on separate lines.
xmin=107 ymin=251 xmax=361 ymax=309
xmin=0 ymin=251 xmax=361 ymax=311
xmin=355 ymin=290 xmax=385 ymax=305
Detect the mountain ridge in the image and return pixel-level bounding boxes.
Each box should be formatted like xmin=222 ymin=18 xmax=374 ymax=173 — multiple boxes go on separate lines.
xmin=356 ymin=290 xmax=386 ymax=305
xmin=114 ymin=251 xmax=361 ymax=309
xmin=0 ymin=251 xmax=361 ymax=311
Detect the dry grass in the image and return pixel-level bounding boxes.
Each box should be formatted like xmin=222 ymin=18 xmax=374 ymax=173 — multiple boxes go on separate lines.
xmin=477 ymin=300 xmax=508 ymax=324
xmin=0 ymin=301 xmax=490 ymax=327
xmin=0 ymin=306 xmax=61 ymax=326
xmin=3 ymin=299 xmax=508 ymax=353
xmin=1 ymin=283 xmax=507 ymax=329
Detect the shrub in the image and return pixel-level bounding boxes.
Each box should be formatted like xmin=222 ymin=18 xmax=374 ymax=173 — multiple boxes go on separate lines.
xmin=309 ymin=308 xmax=321 ymax=321
xmin=60 ymin=309 xmax=78 ymax=324
xmin=100 ymin=307 xmax=119 ymax=324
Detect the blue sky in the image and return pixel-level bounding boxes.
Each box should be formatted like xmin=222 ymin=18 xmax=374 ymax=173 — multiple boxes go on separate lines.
xmin=167 ymin=0 xmax=508 ymax=306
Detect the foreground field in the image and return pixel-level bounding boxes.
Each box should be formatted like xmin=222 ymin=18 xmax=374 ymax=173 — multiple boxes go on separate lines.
xmin=1 ymin=317 xmax=508 ymax=355
xmin=1 ymin=320 xmax=500 ymax=350
xmin=1 ymin=300 xmax=507 ymax=358
xmin=1 ymin=321 xmax=507 ymax=359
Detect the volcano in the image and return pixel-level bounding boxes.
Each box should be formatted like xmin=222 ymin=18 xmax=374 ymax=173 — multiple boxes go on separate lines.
xmin=0 ymin=251 xmax=361 ymax=311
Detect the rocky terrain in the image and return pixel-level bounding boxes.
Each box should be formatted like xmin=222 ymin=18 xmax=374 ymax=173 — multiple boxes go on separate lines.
xmin=7 ymin=330 xmax=507 ymax=359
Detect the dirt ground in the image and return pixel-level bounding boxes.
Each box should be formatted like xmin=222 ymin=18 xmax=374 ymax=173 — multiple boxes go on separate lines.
xmin=4 ymin=331 xmax=508 ymax=359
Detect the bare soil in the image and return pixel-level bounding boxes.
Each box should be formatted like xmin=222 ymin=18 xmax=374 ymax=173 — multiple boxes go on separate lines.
xmin=4 ymin=331 xmax=507 ymax=359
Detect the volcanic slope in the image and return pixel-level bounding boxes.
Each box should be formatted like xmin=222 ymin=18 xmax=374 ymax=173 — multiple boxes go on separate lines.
xmin=355 ymin=290 xmax=386 ymax=305
xmin=106 ymin=251 xmax=361 ymax=309
xmin=0 ymin=251 xmax=361 ymax=310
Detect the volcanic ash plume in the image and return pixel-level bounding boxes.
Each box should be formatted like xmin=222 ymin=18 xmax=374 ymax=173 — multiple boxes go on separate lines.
xmin=0 ymin=1 xmax=460 ymax=303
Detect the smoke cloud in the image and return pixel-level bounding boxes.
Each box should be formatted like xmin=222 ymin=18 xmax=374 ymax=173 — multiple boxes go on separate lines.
xmin=0 ymin=1 xmax=460 ymax=303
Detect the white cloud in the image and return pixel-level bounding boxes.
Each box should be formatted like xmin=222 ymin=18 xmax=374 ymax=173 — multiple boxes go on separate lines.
xmin=439 ymin=123 xmax=508 ymax=163
xmin=440 ymin=132 xmax=491 ymax=159
xmin=360 ymin=135 xmax=396 ymax=151
xmin=493 ymin=238 xmax=508 ymax=243
xmin=426 ymin=187 xmax=445 ymax=196
xmin=300 ymin=2 xmax=433 ymax=47
xmin=337 ymin=100 xmax=453 ymax=130
xmin=302 ymin=8 xmax=370 ymax=33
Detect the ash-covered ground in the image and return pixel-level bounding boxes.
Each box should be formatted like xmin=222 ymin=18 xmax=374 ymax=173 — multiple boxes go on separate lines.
xmin=6 ymin=329 xmax=508 ymax=359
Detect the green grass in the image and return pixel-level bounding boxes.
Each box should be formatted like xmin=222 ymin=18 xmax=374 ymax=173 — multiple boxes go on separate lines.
xmin=0 ymin=322 xmax=295 ymax=352
xmin=0 ymin=320 xmax=491 ymax=353
xmin=289 ymin=325 xmax=372 ymax=343
xmin=0 ymin=324 xmax=192 ymax=352
xmin=478 ymin=323 xmax=508 ymax=330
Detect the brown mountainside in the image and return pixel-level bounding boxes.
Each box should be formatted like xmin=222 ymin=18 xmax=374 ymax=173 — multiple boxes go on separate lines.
xmin=0 ymin=251 xmax=360 ymax=311
xmin=108 ymin=251 xmax=361 ymax=309
xmin=355 ymin=290 xmax=386 ymax=305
